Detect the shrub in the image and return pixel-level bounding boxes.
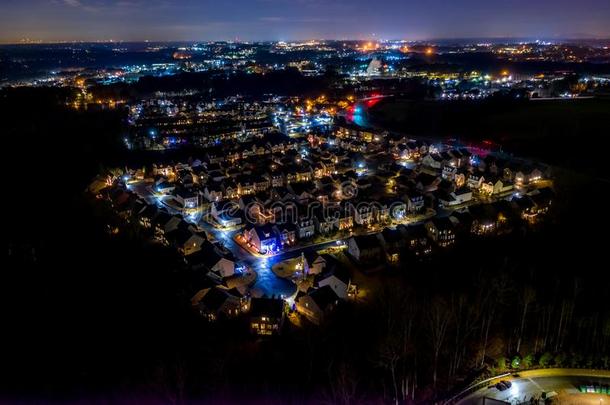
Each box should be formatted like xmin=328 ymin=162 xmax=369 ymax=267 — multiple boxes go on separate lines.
xmin=570 ymin=353 xmax=583 ymax=368
xmin=522 ymin=353 xmax=535 ymax=369
xmin=511 ymin=355 xmax=522 ymax=369
xmin=554 ymin=353 xmax=567 ymax=367
xmin=497 ymin=357 xmax=508 ymax=371
xmin=539 ymin=352 xmax=553 ymax=367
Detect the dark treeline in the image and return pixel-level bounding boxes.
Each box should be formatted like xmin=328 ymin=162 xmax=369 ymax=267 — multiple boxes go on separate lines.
xmin=3 ymin=87 xmax=610 ymax=404
xmin=396 ymin=52 xmax=610 ymax=76
xmin=90 ymin=68 xmax=340 ymax=101
xmin=370 ymin=97 xmax=610 ymax=179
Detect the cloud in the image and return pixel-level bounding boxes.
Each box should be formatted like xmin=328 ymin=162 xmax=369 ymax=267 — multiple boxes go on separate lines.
xmin=259 ymin=17 xmax=287 ymax=22
xmin=258 ymin=16 xmax=336 ymax=23
xmin=60 ymin=0 xmax=99 ymax=12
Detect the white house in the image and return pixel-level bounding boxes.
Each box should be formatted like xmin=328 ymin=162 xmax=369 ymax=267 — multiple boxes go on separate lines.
xmin=314 ymin=266 xmax=350 ymax=299
xmin=196 ymin=243 xmax=236 ymax=278
xmin=439 ymin=187 xmax=473 ymax=207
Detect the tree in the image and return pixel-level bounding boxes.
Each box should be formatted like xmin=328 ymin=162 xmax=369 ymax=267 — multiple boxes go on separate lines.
xmin=427 ymin=297 xmax=451 ymax=390
xmin=511 ymin=355 xmax=522 ymax=369
xmin=374 ymin=284 xmax=417 ymax=404
xmin=539 ymin=352 xmax=553 ymax=367
xmin=325 ymin=360 xmax=360 ymax=405
xmin=522 ymin=353 xmax=535 ymax=369
xmin=570 ymin=353 xmax=583 ymax=368
xmin=516 ymin=286 xmax=536 ymax=353
xmin=448 ymin=293 xmax=480 ymax=383
xmin=554 ymin=353 xmax=567 ymax=368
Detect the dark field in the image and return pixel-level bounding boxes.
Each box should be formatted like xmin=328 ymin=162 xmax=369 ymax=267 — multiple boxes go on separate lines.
xmin=371 ymin=97 xmax=610 ymax=178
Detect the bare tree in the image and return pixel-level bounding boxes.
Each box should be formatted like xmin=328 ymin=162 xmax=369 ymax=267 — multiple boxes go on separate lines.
xmin=324 ymin=359 xmax=360 ymax=405
xmin=516 ymin=286 xmax=536 ymax=354
xmin=427 ymin=297 xmax=451 ymax=390
xmin=449 ymin=293 xmax=480 ymax=382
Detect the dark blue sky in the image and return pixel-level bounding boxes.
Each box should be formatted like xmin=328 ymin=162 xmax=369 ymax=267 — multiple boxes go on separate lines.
xmin=1 ymin=0 xmax=609 ymax=43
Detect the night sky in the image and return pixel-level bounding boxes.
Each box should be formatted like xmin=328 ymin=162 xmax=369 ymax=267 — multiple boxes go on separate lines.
xmin=1 ymin=0 xmax=609 ymax=43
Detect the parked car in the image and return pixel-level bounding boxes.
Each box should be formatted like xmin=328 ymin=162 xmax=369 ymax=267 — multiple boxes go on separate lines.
xmin=495 ymin=381 xmax=509 ymax=391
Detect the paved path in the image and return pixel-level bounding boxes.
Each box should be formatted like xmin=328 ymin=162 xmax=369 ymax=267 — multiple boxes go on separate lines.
xmin=456 ymin=369 xmax=610 ymax=405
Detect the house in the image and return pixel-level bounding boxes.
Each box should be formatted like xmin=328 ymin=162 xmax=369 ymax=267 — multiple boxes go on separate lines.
xmin=152 ymin=212 xmax=183 ymax=242
xmin=347 ymin=234 xmax=384 ymax=263
xmin=204 ymin=182 xmax=223 ymax=202
xmin=296 ymin=286 xmax=340 ymax=325
xmin=295 ymin=205 xmax=316 ymax=239
xmin=351 ymin=203 xmax=374 ymax=226
xmin=442 ymin=165 xmax=458 ymax=181
xmin=406 ymin=192 xmax=425 ymax=213
xmin=441 ymin=151 xmax=459 ymax=168
xmin=177 ymin=170 xmax=195 ymax=186
xmin=393 ymin=143 xmax=411 ymax=160
xmin=166 ymin=226 xmax=206 ymax=255
xmin=244 ymin=224 xmax=280 ymax=254
xmin=422 ymin=153 xmax=444 ymax=170
xmin=249 ymin=297 xmax=285 ymax=336
xmin=191 ymin=286 xmax=245 ymax=321
xmin=425 ymin=217 xmax=456 ymax=247
xmin=236 ymin=175 xmax=256 ymax=196
xmin=314 ymin=264 xmax=350 ymax=299
xmin=405 ymin=141 xmax=421 ymax=158
xmin=529 ymin=187 xmax=553 ymax=214
xmin=174 ymin=187 xmax=199 ymax=209
xmin=155 ymin=181 xmax=175 ymax=194
xmin=238 ymin=194 xmax=260 ymax=215
xmin=438 ymin=187 xmax=473 ymax=207
xmin=266 ymin=169 xmax=285 ymax=187
xmin=206 ymin=148 xmax=225 ymax=164
xmin=138 ymin=203 xmax=158 ymax=229
xmin=415 ymin=173 xmax=441 ymax=193
xmin=221 ymin=179 xmax=239 ymax=199
xmin=269 ymin=186 xmax=294 ymax=202
xmin=284 ymin=166 xmax=298 ymax=184
xmin=401 ymin=224 xmax=432 ymax=257
xmin=313 ymin=189 xmax=331 ymax=206
xmin=253 ymin=175 xmax=271 ymax=192
xmin=129 ymin=198 xmax=148 ymax=218
xmin=187 ymin=242 xmax=236 ymax=278
xmin=514 ymin=167 xmax=544 ymax=186
xmin=378 ymin=228 xmax=407 ymax=263
xmin=480 ymin=179 xmax=514 ymax=196
xmin=303 ymin=252 xmax=328 ymax=275
xmin=295 ymin=166 xmax=313 ymax=183
xmin=211 ymin=200 xmax=243 ymax=228
xmin=288 ymin=182 xmax=315 ymax=203
xmin=513 ymin=194 xmax=544 ymax=223
xmin=454 ymin=171 xmax=467 ymax=188
xmin=449 ymin=211 xmax=474 ymax=235
xmin=314 ymin=208 xmax=336 ymax=235
xmin=273 ymin=223 xmax=297 ymax=248
xmin=337 ymin=210 xmax=354 ymax=231
xmin=387 ymin=199 xmax=407 ymax=221
xmin=467 ymin=173 xmax=485 ymax=189
xmin=468 ymin=204 xmax=500 ymax=236
xmin=449 ymin=149 xmax=465 ymax=167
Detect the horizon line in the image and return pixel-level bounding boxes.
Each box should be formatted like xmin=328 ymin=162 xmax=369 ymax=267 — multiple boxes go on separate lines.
xmin=2 ymin=36 xmax=610 ymax=46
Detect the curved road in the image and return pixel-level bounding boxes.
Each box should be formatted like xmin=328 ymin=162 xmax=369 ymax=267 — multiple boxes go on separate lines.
xmin=456 ymin=369 xmax=610 ymax=405
xmin=200 ymin=224 xmax=339 ymax=299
